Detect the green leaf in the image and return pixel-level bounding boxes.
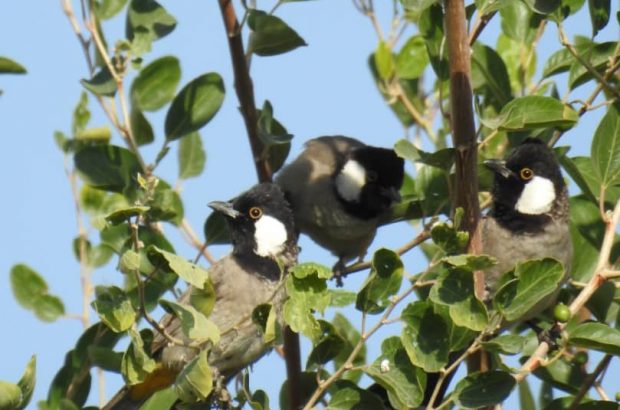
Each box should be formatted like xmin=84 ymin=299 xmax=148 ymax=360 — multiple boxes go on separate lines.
xmin=471 ymin=43 xmax=512 ymax=107
xmin=178 ymin=132 xmax=206 ymax=179
xmin=247 ymin=10 xmax=307 ymax=56
xmin=290 ymin=262 xmax=332 ymax=280
xmin=121 ymin=328 xmax=158 ymax=385
xmin=283 ymin=271 xmax=330 ymax=342
xmin=419 ymin=4 xmax=448 ymax=80
xmin=0 ymin=57 xmax=26 ymax=74
xmin=518 ymin=379 xmax=536 ymax=410
xmin=139 ymin=387 xmax=178 ymax=410
xmin=87 ymin=346 xmax=123 ymax=372
xmin=146 ymin=246 xmax=209 ymax=289
xmin=174 ymin=350 xmax=212 ymax=403
xmin=591 ymin=103 xmax=620 ymax=188
xmin=328 ymin=290 xmax=357 ymax=307
xmin=429 ymin=269 xmax=488 ymax=331
xmin=148 ymin=181 xmax=184 ymax=224
xmin=453 ymin=371 xmax=515 ymax=408
xmin=131 ymin=56 xmax=181 ymax=111
xmin=482 ymin=96 xmax=578 ymax=131
xmin=75 ymin=126 xmax=112 ymax=143
xmin=130 ymin=107 xmax=155 ymax=146
xmin=81 ymin=66 xmax=117 ymax=97
xmin=189 ymin=281 xmax=216 ymax=317
xmin=588 ymin=0 xmax=611 ymax=36
xmin=10 ymin=264 xmax=65 ymax=322
xmin=126 ymin=0 xmax=176 ymax=58
xmin=494 ymin=258 xmax=566 ymax=322
xmin=568 ymin=41 xmax=618 ymax=89
xmin=10 ymin=264 xmax=48 ymax=310
xmin=91 ymin=285 xmax=137 ymax=332
xmin=481 ymin=334 xmax=526 ymax=355
xmin=496 ymin=34 xmax=537 ymax=92
xmin=533 ymin=356 xmax=586 ymax=393
xmin=332 ymin=313 xmax=365 ymax=383
xmin=72 ymin=92 xmax=90 ymax=135
xmin=105 ymin=205 xmax=150 ymax=226
xmin=364 ymin=337 xmax=425 ymax=409
xmin=401 ymin=301 xmax=450 ymax=372
xmin=395 ymin=35 xmax=429 ymax=79
xmin=500 ymin=1 xmax=542 ymax=43
xmin=94 ymin=0 xmax=129 ymax=20
xmin=559 ymin=155 xmax=599 ymax=204
xmin=442 ymin=254 xmax=497 ymax=270
xmin=256 ymin=101 xmax=293 ymax=173
xmin=328 ymin=380 xmax=389 ymax=410
xmin=0 ymin=382 xmax=22 ymax=410
xmin=74 ymin=145 xmax=141 ymax=193
xmin=307 ymin=320 xmax=345 ymax=368
xmin=569 ymin=322 xmax=620 ymax=355
xmin=252 ymin=303 xmax=277 ymax=344
xmin=248 ymin=389 xmax=270 ymax=410
xmin=203 ymin=211 xmax=230 ymax=245
xmin=374 ymin=41 xmax=395 ymax=80
xmin=15 ymin=355 xmax=36 ymax=410
xmin=430 ymin=221 xmax=468 ymax=254
xmin=159 ymin=300 xmax=219 ymax=344
xmin=165 ymin=73 xmax=225 ymax=140
xmin=394 ymin=139 xmax=455 ymax=170
xmin=523 ymin=0 xmax=561 ymax=13
xmin=356 ymin=249 xmax=404 ymax=314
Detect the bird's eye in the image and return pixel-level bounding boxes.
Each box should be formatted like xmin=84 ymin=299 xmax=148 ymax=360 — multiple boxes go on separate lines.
xmin=520 ymin=168 xmax=534 ymax=180
xmin=367 ymin=170 xmax=378 ymax=182
xmin=248 ymin=207 xmax=263 ymax=219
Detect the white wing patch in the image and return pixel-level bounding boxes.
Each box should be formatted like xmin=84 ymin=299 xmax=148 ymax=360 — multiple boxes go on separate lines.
xmin=516 ymin=176 xmax=556 ymax=215
xmin=254 ymin=215 xmax=288 ymax=257
xmin=335 ymin=160 xmax=366 ymax=202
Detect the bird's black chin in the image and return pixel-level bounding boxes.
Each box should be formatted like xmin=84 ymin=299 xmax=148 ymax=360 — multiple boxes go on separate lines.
xmin=491 ymin=203 xmax=551 ymax=234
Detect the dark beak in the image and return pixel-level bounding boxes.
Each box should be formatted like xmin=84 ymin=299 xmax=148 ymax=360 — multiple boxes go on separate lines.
xmin=208 ymin=201 xmax=241 ymax=219
xmin=484 ymin=159 xmax=514 ymax=179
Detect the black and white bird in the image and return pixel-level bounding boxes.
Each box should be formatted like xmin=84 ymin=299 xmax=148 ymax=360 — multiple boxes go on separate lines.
xmin=275 ymin=136 xmax=404 ymax=278
xmin=481 ymin=138 xmax=572 ymax=320
xmin=104 ymin=183 xmax=298 ymax=410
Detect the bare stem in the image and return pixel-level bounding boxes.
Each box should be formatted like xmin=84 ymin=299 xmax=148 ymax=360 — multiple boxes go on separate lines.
xmin=568 ymin=355 xmax=613 ymax=410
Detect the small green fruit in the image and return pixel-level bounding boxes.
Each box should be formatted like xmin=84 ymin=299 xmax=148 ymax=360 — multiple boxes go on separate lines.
xmin=553 ymin=303 xmax=570 ymax=323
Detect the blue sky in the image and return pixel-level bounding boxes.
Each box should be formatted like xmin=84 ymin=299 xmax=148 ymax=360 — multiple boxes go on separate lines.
xmin=1 ymin=1 xmax=618 ymax=408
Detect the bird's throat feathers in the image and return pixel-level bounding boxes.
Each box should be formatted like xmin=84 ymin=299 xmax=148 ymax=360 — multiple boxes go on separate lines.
xmin=335 ymin=159 xmax=365 ymax=202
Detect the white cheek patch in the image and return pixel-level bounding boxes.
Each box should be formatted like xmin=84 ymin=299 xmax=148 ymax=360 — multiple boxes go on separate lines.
xmin=335 ymin=160 xmax=366 ymax=202
xmin=254 ymin=215 xmax=288 ymax=257
xmin=515 ymin=176 xmax=556 ymax=215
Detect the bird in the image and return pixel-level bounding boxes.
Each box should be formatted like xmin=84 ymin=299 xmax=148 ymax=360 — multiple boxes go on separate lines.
xmin=480 ymin=137 xmax=572 ymax=321
xmin=421 ymin=138 xmax=573 ymax=409
xmin=103 ymin=182 xmax=298 ymax=410
xmin=275 ymin=136 xmax=404 ymax=280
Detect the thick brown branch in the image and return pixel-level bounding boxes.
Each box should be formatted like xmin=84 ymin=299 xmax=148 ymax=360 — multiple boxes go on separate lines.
xmin=444 ymin=0 xmax=480 ymax=240
xmin=218 ymin=0 xmax=272 ymax=183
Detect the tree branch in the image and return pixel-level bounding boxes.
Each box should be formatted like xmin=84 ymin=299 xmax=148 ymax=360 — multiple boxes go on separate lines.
xmin=218 ymin=0 xmax=272 ymax=183
xmin=568 ymin=354 xmax=613 ymax=410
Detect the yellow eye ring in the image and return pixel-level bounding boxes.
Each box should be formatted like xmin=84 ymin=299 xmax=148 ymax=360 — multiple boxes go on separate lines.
xmin=520 ymin=168 xmax=534 ymax=180
xmin=249 ymin=207 xmax=262 ymax=219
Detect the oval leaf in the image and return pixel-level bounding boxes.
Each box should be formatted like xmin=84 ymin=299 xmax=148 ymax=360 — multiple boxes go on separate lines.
xmin=568 ymin=322 xmax=620 ymax=355
xmin=159 ymin=300 xmax=219 ymax=344
xmin=74 ymin=145 xmax=141 ymax=193
xmin=401 ymin=301 xmax=450 ymax=372
xmin=178 ymin=132 xmax=206 ymax=179
xmin=248 ymin=10 xmax=307 ymax=57
xmin=494 ymin=258 xmax=566 ymax=322
xmin=132 ymin=56 xmax=181 ymax=111
xmin=91 ymin=285 xmax=137 ymax=332
xmin=0 ymin=57 xmax=27 ymax=74
xmin=454 ymin=371 xmax=515 ymax=408
xmin=175 ymin=350 xmax=213 ymax=403
xmin=165 ymin=73 xmax=225 ymax=140
xmin=356 ymin=249 xmax=404 ymax=314
xmin=483 ymin=96 xmax=578 ymax=131
xmin=146 ymin=246 xmax=209 ymax=289
xmin=591 ymin=103 xmax=620 ymax=188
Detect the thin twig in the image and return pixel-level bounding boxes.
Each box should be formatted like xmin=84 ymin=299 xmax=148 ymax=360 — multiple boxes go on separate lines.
xmin=341 ymin=228 xmax=431 ymax=275
xmin=468 ymin=11 xmax=497 ymax=46
xmin=302 ymin=283 xmax=420 ymax=409
xmin=558 ymin=24 xmax=620 ymax=101
xmin=568 ymin=355 xmax=613 ymax=410
xmin=179 ymin=219 xmax=217 ymax=265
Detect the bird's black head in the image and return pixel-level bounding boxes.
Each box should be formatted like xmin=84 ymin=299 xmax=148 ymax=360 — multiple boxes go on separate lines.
xmin=334 ymin=146 xmax=405 ymax=219
xmin=209 ymin=183 xmax=297 ymax=279
xmin=485 ymin=138 xmax=567 ymax=232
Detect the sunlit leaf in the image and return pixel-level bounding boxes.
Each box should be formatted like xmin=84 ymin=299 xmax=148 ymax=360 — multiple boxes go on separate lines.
xmin=178 ymin=132 xmax=206 ymax=179
xmin=132 ymin=56 xmax=181 ymax=111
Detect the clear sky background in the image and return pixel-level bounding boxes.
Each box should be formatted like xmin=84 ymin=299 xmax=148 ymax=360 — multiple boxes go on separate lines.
xmin=0 ymin=1 xmax=618 ymax=408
